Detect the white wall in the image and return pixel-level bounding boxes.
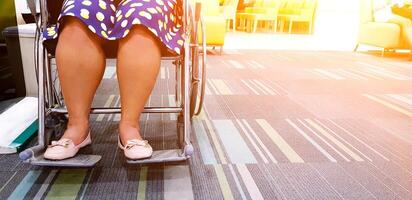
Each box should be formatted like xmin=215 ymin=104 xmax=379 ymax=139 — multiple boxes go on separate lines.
xmin=312 ymin=0 xmax=361 ymax=50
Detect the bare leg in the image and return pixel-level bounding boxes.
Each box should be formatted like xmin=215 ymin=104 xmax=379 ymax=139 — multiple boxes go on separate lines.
xmin=117 ymin=26 xmax=161 ymax=143
xmin=55 ymin=18 xmax=106 ymax=145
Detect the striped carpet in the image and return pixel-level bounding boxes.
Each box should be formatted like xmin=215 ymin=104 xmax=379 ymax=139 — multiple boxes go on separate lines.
xmin=1 ymin=50 xmax=411 ymax=199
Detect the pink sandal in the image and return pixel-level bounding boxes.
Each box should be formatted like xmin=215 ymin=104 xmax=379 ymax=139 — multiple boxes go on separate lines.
xmin=44 ymin=132 xmax=91 ymax=160
xmin=118 ymin=136 xmax=153 ymax=160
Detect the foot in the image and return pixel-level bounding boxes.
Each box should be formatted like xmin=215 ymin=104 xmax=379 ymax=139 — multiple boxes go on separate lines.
xmin=44 ymin=121 xmax=91 ymax=160
xmin=118 ymin=121 xmax=152 ymax=160
xmin=118 ymin=137 xmax=153 ymax=160
xmin=44 ymin=130 xmax=91 ymax=160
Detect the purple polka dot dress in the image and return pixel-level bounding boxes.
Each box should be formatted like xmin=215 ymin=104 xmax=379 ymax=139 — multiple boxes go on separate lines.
xmin=43 ymin=0 xmax=184 ymax=55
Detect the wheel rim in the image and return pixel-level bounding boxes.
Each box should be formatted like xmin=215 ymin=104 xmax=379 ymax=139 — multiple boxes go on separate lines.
xmin=189 ymin=13 xmax=204 ymax=118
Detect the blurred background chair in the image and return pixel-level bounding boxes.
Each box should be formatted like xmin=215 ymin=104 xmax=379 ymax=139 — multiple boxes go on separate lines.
xmin=238 ymin=0 xmax=281 ymax=32
xmin=356 ymin=0 xmax=412 ymax=56
xmin=196 ymin=0 xmax=227 ymax=53
xmin=288 ymin=0 xmax=317 ymax=34
xmin=221 ymin=0 xmax=240 ymax=31
xmin=277 ymin=0 xmax=317 ymax=34
xmin=235 ymin=0 xmax=317 ymax=33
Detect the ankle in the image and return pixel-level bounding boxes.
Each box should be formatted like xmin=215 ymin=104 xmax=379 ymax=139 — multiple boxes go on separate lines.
xmin=119 ymin=120 xmax=140 ymax=131
xmin=119 ymin=121 xmax=143 ymax=143
xmin=62 ymin=119 xmax=90 ymax=145
xmin=68 ymin=117 xmax=89 ymax=129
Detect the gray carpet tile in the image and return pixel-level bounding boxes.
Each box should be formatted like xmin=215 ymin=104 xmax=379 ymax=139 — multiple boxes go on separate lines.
xmin=275 ymin=163 xmax=343 ymax=199
xmin=190 ymin=164 xmax=224 ymax=200
xmin=339 ymin=162 xmax=402 ymax=199
xmin=308 ymin=162 xmax=376 ymax=200
xmin=81 ymin=168 xmax=140 ymax=199
xmin=1 ymin=50 xmax=411 ymax=199
xmin=247 ymin=164 xmax=285 ymax=200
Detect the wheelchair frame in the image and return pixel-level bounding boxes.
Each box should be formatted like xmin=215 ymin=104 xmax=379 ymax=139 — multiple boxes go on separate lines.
xmin=19 ymin=0 xmax=207 ymax=167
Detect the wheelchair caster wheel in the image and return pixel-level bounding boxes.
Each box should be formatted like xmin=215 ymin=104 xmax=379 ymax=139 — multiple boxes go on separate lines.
xmin=19 ymin=149 xmax=33 ymax=161
xmin=184 ymin=144 xmax=194 ymax=157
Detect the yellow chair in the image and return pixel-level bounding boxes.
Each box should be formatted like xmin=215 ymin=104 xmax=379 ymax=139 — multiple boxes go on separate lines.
xmin=356 ymin=0 xmax=412 ymax=55
xmin=294 ymin=0 xmax=317 ymax=34
xmin=277 ymin=0 xmax=317 ymax=34
xmin=221 ymin=0 xmax=240 ymax=31
xmin=239 ymin=0 xmax=281 ymax=32
xmin=196 ymin=0 xmax=227 ymax=53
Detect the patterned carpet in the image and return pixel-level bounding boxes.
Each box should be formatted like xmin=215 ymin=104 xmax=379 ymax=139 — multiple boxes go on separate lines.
xmin=0 ymin=50 xmax=411 ymax=199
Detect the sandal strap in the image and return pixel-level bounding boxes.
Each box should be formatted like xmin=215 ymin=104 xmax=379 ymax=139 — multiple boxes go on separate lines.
xmin=124 ymin=139 xmax=149 ymax=150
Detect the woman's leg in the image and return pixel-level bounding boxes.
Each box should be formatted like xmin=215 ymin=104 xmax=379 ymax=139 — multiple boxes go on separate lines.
xmin=116 ymin=26 xmax=161 ymax=143
xmin=55 ymin=18 xmax=106 ymax=145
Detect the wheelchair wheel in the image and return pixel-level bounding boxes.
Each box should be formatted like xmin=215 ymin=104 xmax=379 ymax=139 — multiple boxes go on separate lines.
xmin=189 ymin=16 xmax=207 ymax=118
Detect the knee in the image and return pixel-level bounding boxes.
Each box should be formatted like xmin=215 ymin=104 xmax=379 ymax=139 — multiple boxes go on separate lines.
xmin=58 ymin=17 xmax=101 ymax=45
xmin=119 ymin=26 xmax=161 ymax=57
xmin=125 ymin=26 xmax=159 ymax=45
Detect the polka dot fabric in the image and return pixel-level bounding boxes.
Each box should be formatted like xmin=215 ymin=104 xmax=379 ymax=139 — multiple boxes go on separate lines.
xmin=43 ymin=0 xmax=185 ymax=55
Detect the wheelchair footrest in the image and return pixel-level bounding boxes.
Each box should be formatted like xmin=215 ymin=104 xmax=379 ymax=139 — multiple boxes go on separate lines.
xmin=126 ymin=149 xmax=187 ymax=164
xmin=26 ymin=154 xmax=102 ymax=167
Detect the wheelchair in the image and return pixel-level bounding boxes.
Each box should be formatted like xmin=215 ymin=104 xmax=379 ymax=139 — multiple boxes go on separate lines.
xmin=19 ymin=0 xmax=207 ymax=167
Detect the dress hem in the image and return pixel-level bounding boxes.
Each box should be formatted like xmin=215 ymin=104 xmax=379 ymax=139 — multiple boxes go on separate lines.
xmin=44 ymin=15 xmax=182 ymax=56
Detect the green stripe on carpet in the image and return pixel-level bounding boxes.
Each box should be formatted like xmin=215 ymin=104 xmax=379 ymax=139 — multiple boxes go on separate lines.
xmin=137 ymin=167 xmax=148 ymax=200
xmin=45 ymin=169 xmax=87 ymax=200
